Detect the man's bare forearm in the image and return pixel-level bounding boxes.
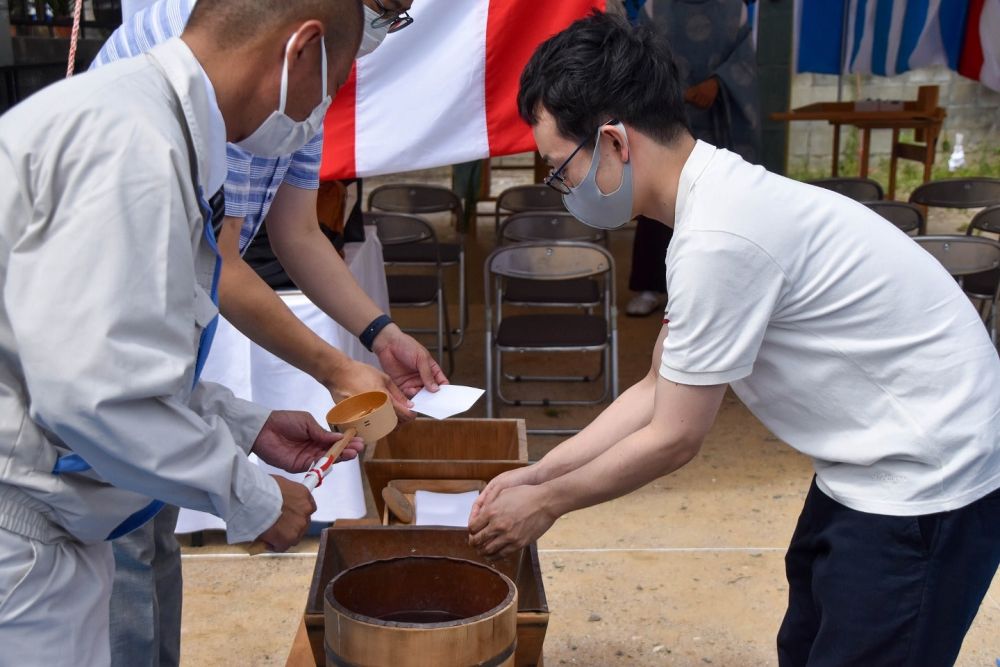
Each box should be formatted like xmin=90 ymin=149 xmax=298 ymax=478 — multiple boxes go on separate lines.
xmin=542 ymin=421 xmax=700 ymax=517
xmin=532 ymin=325 xmax=672 ymax=484
xmin=541 ymin=377 xmax=727 ymax=517
xmin=532 ymin=372 xmax=658 ymax=484
xmin=266 ymin=186 xmax=383 ymax=337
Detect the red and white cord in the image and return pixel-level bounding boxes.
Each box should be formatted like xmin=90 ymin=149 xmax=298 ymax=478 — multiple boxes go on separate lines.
xmin=66 ymin=0 xmax=85 ymax=78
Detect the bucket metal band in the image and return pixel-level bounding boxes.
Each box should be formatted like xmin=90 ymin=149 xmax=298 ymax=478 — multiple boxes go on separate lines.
xmin=325 ymin=638 xmax=517 ymax=667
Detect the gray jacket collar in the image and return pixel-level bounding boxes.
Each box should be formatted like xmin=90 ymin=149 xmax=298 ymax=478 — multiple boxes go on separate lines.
xmin=147 ymin=37 xmax=227 ymax=195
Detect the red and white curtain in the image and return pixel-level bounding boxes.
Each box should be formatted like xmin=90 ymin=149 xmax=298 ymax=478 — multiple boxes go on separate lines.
xmin=321 ymin=0 xmax=603 ymax=180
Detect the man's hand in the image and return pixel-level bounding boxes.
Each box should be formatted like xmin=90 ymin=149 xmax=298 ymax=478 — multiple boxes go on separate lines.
xmin=468 ymin=484 xmax=557 ymax=559
xmin=469 ymin=465 xmax=543 ymax=523
xmin=372 ymin=324 xmax=449 ymax=402
xmin=324 ymin=357 xmax=414 ymax=421
xmin=684 ymin=77 xmax=720 ymax=109
xmin=252 ymin=411 xmax=363 ymax=472
xmin=372 ymin=324 xmax=448 ymax=398
xmin=255 ymin=476 xmax=317 ymax=553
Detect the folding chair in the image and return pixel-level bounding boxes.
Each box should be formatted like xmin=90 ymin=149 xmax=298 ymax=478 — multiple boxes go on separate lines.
xmin=368 ymin=184 xmax=468 ymax=349
xmin=367 ymin=212 xmax=454 ymax=374
xmin=807 ymin=177 xmax=884 ymax=202
xmin=914 ymin=234 xmax=1000 ymax=346
xmin=864 ymin=201 xmax=924 ymax=236
xmin=909 ymin=177 xmax=1000 ymax=236
xmin=963 ymin=205 xmax=1000 ymax=344
xmin=484 ymin=242 xmax=619 ymax=435
xmin=498 ymin=212 xmax=606 ymax=308
xmin=494 ymin=184 xmax=566 ymax=240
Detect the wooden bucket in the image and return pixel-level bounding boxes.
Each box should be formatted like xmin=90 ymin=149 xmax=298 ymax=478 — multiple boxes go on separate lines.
xmin=324 ymin=556 xmax=518 ymax=667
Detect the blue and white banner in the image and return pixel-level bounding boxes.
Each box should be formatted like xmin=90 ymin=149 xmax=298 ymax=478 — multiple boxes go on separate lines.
xmin=794 ymin=0 xmax=997 ymax=90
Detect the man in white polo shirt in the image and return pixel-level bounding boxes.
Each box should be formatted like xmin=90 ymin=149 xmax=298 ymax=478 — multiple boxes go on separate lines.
xmin=469 ymin=12 xmax=1000 ymax=665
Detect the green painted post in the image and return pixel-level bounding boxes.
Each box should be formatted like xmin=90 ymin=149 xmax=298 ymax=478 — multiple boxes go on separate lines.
xmin=1 ymin=1 xmax=13 ymax=68
xmin=756 ymin=0 xmax=794 ymax=175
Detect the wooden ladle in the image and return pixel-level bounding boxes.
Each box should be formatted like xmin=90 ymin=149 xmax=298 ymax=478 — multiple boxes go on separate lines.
xmin=248 ymin=392 xmax=398 ymax=555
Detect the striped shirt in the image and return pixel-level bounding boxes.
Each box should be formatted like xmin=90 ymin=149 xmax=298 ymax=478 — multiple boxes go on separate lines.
xmin=92 ymin=0 xmax=323 ymax=252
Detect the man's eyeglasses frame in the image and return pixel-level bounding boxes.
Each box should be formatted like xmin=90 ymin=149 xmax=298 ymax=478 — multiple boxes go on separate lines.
xmin=543 ymin=119 xmax=620 ymax=195
xmin=371 ymin=0 xmax=414 ymax=33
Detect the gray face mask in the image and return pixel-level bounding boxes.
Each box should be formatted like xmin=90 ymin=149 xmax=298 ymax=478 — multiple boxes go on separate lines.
xmin=562 ymin=122 xmax=634 ymax=230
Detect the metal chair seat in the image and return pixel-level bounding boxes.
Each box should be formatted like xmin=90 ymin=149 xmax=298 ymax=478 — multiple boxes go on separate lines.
xmin=496 ymin=314 xmax=608 ymax=349
xmin=382 ymin=242 xmax=460 ymax=265
xmin=387 ymin=275 xmax=440 ymax=305
xmin=503 ymin=277 xmax=600 ymax=306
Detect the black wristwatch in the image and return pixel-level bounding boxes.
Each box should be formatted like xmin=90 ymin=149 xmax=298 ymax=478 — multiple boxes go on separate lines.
xmin=359 ymin=314 xmax=394 ymax=352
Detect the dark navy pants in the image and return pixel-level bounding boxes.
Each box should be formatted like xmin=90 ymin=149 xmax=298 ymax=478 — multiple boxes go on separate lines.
xmin=778 ymin=479 xmax=1000 ymax=667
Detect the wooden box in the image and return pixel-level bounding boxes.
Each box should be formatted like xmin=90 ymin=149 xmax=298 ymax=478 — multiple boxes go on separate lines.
xmin=305 ymin=526 xmax=548 ymax=667
xmin=364 ymin=418 xmax=529 ymax=518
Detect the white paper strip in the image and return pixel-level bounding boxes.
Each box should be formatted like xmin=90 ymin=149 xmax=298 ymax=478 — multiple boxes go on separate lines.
xmin=410 ymin=385 xmax=485 ymax=420
xmin=414 ymin=490 xmax=480 ymax=527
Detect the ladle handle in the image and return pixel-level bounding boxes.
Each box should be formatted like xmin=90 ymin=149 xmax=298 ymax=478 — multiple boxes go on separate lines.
xmin=247 ymin=427 xmax=358 ymax=556
xmin=303 ymin=427 xmax=357 ymax=491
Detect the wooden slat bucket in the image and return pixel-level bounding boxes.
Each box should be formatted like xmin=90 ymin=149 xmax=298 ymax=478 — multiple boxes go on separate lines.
xmin=324 ymin=556 xmax=518 ymax=667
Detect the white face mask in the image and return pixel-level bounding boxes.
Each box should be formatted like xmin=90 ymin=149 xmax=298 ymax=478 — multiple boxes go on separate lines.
xmin=357 ymin=5 xmax=390 ymax=58
xmin=236 ymin=30 xmax=332 ymax=158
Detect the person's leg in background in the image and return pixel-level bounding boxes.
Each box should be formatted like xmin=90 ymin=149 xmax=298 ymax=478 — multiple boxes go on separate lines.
xmin=110 ymin=504 xmax=182 ymax=667
xmin=626 ymin=215 xmax=673 ymax=316
xmin=777 ymin=481 xmax=1000 ymax=666
xmin=154 ymin=505 xmax=183 ymax=666
xmin=0 ymin=527 xmax=115 ymax=665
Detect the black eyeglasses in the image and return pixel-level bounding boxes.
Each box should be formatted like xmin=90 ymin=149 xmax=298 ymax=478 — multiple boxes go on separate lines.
xmin=371 ymin=0 xmax=414 ymax=33
xmin=543 ymin=119 xmax=619 ymax=195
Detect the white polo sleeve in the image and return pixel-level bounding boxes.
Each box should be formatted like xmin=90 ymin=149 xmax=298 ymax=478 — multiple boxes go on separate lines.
xmin=660 ymin=230 xmax=786 ymax=385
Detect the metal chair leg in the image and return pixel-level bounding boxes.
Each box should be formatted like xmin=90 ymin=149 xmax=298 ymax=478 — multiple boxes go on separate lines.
xmin=436 ymin=290 xmax=444 ymax=373
xmin=448 ymin=251 xmax=467 ymax=350
xmin=485 ymin=330 xmax=494 ymax=417
xmin=440 ymin=289 xmax=455 ymax=376
xmin=611 ymin=328 xmax=620 ymax=400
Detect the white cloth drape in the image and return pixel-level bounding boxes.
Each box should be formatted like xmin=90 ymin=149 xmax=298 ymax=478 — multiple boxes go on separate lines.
xmin=175 ymin=229 xmax=389 ymax=532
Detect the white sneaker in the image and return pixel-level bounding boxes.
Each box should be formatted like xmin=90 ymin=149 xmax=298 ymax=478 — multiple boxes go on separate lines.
xmin=626 ymin=291 xmax=662 ymax=317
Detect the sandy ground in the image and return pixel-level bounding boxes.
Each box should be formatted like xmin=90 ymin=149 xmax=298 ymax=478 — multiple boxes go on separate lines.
xmin=178 ymin=389 xmax=1000 ymax=665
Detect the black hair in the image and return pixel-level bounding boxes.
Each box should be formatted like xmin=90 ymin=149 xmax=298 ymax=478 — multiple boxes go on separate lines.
xmin=518 ymin=11 xmax=689 ymax=146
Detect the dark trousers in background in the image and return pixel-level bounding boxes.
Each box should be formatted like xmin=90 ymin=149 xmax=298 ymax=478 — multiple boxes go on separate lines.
xmin=628 ymin=216 xmax=674 ymax=294
xmin=778 ymin=479 xmax=1000 ymax=667
xmin=110 ymin=505 xmax=182 ymax=667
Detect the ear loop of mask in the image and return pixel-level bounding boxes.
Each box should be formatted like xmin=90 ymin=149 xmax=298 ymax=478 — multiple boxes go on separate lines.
xmin=277 ymin=31 xmax=329 ymax=114
xmin=319 ymin=36 xmax=328 ymax=99
xmin=278 ymin=33 xmax=293 ymax=114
